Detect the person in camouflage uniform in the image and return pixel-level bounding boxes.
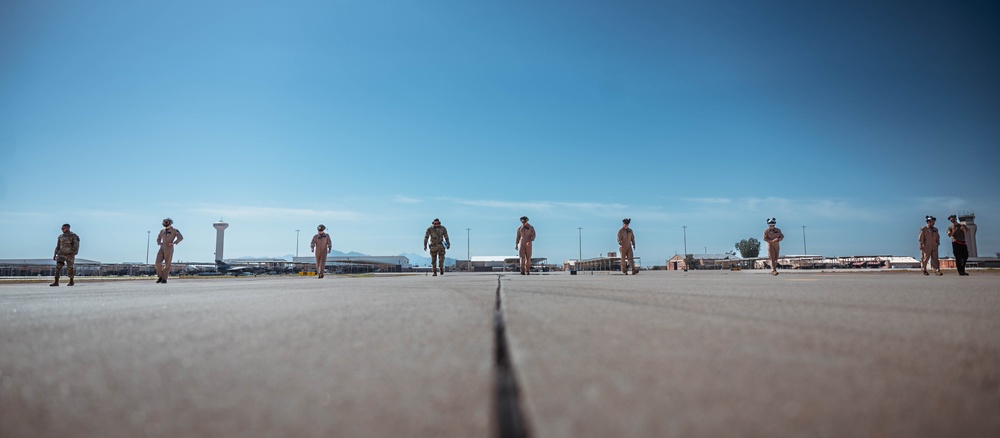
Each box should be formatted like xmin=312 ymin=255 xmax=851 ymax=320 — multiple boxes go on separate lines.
xmin=423 ymin=218 xmax=450 ymax=276
xmin=51 ymin=223 xmax=80 ymax=286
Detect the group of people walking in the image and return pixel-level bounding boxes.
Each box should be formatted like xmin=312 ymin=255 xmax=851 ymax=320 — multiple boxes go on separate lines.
xmin=309 ymin=216 xmax=789 ymax=277
xmin=49 ymin=218 xmax=183 ymax=286
xmin=46 ymin=213 xmax=975 ymax=284
xmin=919 ymin=215 xmax=971 ymax=276
xmin=418 ymin=216 xmax=632 ymax=276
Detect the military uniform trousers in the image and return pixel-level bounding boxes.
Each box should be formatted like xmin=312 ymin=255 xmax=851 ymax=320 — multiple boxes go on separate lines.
xmin=620 ymin=246 xmax=635 ymax=273
xmin=156 ymin=246 xmax=175 ymax=279
xmin=921 ymin=248 xmax=940 ymax=271
xmin=768 ymin=243 xmax=780 ymax=271
xmin=55 ymin=254 xmax=75 ymax=279
xmin=519 ymin=244 xmax=532 ymax=274
xmin=430 ymin=246 xmax=446 ymax=272
xmin=315 ymin=251 xmax=328 ymax=274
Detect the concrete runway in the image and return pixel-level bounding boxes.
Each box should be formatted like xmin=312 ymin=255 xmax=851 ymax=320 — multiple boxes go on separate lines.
xmin=1 ymin=271 xmax=998 ymax=437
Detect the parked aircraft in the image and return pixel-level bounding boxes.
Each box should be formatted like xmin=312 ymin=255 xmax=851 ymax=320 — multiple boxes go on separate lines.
xmin=215 ymin=260 xmax=269 ymax=276
xmin=182 ymin=261 xmax=267 ymax=276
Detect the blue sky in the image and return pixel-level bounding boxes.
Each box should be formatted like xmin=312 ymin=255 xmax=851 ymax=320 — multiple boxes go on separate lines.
xmin=1 ymin=0 xmax=998 ymax=264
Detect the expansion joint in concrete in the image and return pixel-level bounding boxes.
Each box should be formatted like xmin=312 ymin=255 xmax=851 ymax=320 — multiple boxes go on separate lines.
xmin=494 ymin=276 xmax=532 ymax=438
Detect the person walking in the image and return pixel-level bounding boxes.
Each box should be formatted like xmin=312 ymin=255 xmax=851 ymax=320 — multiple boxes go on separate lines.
xmin=50 ymin=223 xmax=80 ymax=286
xmin=618 ymin=218 xmax=637 ymax=275
xmin=919 ymin=215 xmax=943 ymax=276
xmin=763 ymin=218 xmax=784 ymax=276
xmin=917 ymin=215 xmax=944 ymax=275
xmin=423 ymin=218 xmax=451 ymax=277
xmin=515 ymin=216 xmax=536 ymax=275
xmin=155 ymin=218 xmax=183 ymax=283
xmin=947 ymin=214 xmax=970 ymax=276
xmin=311 ymin=224 xmax=332 ymax=278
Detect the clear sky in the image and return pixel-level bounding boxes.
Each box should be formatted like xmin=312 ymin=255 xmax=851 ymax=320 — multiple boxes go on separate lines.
xmin=2 ymin=0 xmax=998 ymax=265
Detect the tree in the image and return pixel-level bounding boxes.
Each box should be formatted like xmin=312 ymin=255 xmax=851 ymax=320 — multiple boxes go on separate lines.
xmin=683 ymin=254 xmax=696 ymax=270
xmin=735 ymin=238 xmax=761 ymax=258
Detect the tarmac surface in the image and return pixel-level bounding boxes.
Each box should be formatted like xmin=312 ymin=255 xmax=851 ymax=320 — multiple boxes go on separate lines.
xmin=1 ymin=270 xmax=998 ymax=437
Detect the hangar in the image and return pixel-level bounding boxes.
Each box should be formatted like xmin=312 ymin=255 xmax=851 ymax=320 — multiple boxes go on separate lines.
xmin=293 ymin=255 xmax=410 ymax=273
xmin=0 ymin=258 xmax=102 ymax=277
xmin=453 ymin=256 xmax=549 ymax=272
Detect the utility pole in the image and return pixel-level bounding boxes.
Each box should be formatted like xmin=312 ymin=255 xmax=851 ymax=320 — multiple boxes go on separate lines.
xmin=295 ymin=229 xmax=300 ymax=258
xmin=683 ymin=226 xmax=688 ymax=271
xmin=467 ymin=228 xmax=471 ymax=272
xmin=802 ymin=225 xmax=807 ymax=255
xmin=578 ymin=227 xmax=583 ymax=261
xmin=146 ymin=231 xmax=150 ymax=264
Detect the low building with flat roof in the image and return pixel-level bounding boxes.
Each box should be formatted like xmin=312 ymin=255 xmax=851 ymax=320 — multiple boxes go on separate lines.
xmin=571 ymin=256 xmax=642 ymax=272
xmin=0 ymin=258 xmax=102 ymax=277
xmin=453 ymin=256 xmax=548 ymax=272
xmin=293 ymin=255 xmax=410 ymax=273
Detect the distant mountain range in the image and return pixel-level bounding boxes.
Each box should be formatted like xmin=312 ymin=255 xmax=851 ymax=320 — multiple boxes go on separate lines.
xmin=399 ymin=252 xmax=457 ymax=267
xmin=236 ymin=251 xmax=373 ymax=261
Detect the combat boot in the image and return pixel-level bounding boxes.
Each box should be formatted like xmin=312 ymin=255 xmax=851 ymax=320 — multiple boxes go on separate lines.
xmin=68 ymin=278 xmax=75 ymax=286
xmin=50 ymin=277 xmax=59 ymax=286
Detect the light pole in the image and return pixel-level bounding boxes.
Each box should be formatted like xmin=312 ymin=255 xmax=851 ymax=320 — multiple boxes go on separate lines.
xmin=146 ymin=231 xmax=150 ymax=264
xmin=802 ymin=225 xmax=807 ymax=255
xmin=295 ymin=229 xmax=300 ymax=258
xmin=466 ymin=228 xmax=471 ymax=272
xmin=578 ymin=227 xmax=582 ymax=261
xmin=683 ymin=226 xmax=688 ymax=255
xmin=683 ymin=226 xmax=688 ymax=271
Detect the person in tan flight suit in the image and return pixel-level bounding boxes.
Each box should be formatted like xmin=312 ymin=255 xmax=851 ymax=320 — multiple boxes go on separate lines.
xmin=51 ymin=223 xmax=80 ymax=287
xmin=515 ymin=216 xmax=536 ymax=275
xmin=155 ymin=218 xmax=183 ymax=284
xmin=618 ymin=218 xmax=637 ymax=275
xmin=763 ymin=218 xmax=784 ymax=276
xmin=919 ymin=215 xmax=942 ymax=276
xmin=423 ymin=218 xmax=451 ymax=277
xmin=311 ymin=224 xmax=332 ymax=278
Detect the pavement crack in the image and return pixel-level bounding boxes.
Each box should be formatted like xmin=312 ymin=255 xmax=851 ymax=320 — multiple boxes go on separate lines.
xmin=494 ymin=276 xmax=531 ymax=438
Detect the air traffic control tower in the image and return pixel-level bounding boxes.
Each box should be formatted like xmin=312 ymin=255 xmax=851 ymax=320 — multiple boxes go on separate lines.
xmin=959 ymin=213 xmax=977 ymax=257
xmin=213 ymin=220 xmax=229 ymax=262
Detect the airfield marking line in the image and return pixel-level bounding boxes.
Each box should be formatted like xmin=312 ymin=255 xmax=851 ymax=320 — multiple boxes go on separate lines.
xmin=494 ymin=276 xmax=532 ymax=438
